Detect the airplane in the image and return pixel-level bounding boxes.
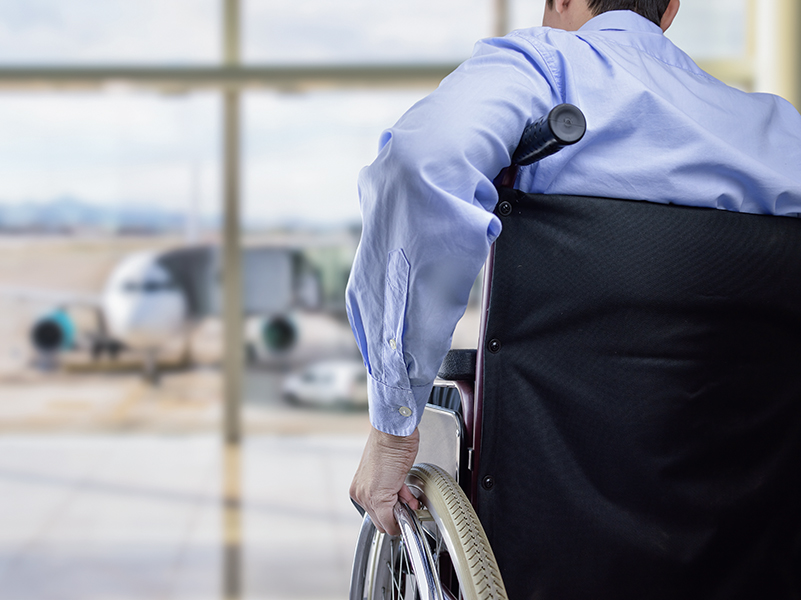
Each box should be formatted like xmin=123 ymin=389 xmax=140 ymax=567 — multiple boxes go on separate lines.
xmin=23 ymin=250 xmax=184 ymax=380
xmin=4 ymin=237 xmax=356 ymax=382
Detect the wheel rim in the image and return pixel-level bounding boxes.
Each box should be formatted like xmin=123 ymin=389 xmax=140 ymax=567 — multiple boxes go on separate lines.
xmin=363 ymin=516 xmax=461 ymax=600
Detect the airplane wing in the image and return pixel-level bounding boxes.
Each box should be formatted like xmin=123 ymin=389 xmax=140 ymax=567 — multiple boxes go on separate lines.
xmin=0 ymin=285 xmax=101 ymax=308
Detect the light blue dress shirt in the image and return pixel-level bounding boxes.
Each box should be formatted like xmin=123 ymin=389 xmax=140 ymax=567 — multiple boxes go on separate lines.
xmin=346 ymin=10 xmax=801 ymax=436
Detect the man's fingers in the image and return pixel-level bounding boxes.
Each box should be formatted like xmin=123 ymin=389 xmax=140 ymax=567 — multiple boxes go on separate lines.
xmin=398 ymin=484 xmax=420 ymax=510
xmin=372 ymin=487 xmax=419 ymax=535
xmin=350 ymin=485 xmax=399 ymax=535
xmin=352 ymin=490 xmax=419 ymax=536
xmin=374 ymin=502 xmax=401 ymax=536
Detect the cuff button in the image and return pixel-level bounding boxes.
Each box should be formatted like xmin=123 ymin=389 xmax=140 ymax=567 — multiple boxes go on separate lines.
xmin=398 ymin=406 xmax=412 ymax=417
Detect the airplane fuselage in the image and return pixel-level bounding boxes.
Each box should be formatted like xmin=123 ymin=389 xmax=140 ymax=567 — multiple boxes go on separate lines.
xmin=102 ymin=252 xmax=188 ymax=351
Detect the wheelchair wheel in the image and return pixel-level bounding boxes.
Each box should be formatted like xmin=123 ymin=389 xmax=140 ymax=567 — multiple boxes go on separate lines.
xmin=350 ymin=463 xmax=507 ymax=600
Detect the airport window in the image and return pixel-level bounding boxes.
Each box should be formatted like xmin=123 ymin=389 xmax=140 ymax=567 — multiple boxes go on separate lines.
xmin=243 ymin=0 xmax=494 ymax=64
xmin=666 ymin=0 xmax=748 ymax=61
xmin=242 ymin=89 xmax=430 ymax=228
xmin=508 ymin=0 xmax=548 ymax=31
xmin=508 ymin=0 xmax=752 ymax=88
xmin=0 ymin=2 xmax=794 ymax=599
xmin=0 ymin=93 xmax=221 ymax=235
xmin=0 ymin=0 xmax=219 ymax=65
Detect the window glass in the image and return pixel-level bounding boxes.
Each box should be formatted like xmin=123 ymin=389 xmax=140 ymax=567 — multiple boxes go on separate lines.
xmin=0 ymin=93 xmax=220 ymax=233
xmin=243 ymin=0 xmax=493 ymax=64
xmin=0 ymin=0 xmax=219 ymax=64
xmin=242 ymin=90 xmax=430 ymax=228
xmin=666 ymin=0 xmax=748 ymax=60
xmin=0 ymin=0 xmax=749 ymax=66
xmin=509 ymin=0 xmax=748 ymax=61
xmin=509 ymin=0 xmax=546 ymax=31
xmin=0 ymin=90 xmax=431 ymax=233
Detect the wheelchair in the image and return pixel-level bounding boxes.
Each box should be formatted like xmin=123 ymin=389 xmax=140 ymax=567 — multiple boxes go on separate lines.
xmin=349 ymin=105 xmax=801 ymax=600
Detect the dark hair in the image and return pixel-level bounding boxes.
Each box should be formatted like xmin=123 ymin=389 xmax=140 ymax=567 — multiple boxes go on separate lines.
xmin=546 ymin=0 xmax=671 ymax=27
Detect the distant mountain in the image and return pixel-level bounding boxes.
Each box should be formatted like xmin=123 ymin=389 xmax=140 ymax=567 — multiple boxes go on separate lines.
xmin=0 ymin=197 xmax=199 ymax=234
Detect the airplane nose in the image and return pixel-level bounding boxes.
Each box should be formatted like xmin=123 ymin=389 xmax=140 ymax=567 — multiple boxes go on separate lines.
xmin=107 ymin=291 xmax=187 ymax=348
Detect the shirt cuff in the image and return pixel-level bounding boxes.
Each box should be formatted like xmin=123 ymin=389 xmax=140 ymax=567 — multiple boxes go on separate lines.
xmin=367 ymin=374 xmax=433 ymax=437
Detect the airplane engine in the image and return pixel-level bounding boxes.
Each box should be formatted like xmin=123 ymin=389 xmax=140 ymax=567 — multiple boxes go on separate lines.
xmin=245 ymin=315 xmax=298 ymax=363
xmin=30 ymin=309 xmax=76 ymax=353
xmin=262 ymin=315 xmax=297 ymax=352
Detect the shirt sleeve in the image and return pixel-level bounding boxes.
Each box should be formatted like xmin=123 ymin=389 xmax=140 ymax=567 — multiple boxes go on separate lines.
xmin=346 ymin=34 xmax=560 ymax=436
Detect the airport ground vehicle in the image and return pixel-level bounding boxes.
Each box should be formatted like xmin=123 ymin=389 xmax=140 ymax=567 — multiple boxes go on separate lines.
xmin=348 ymin=104 xmax=801 ymax=599
xmin=282 ymin=358 xmax=368 ymax=408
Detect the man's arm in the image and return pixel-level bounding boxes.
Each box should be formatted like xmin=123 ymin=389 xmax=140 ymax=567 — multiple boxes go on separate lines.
xmin=347 ymin=33 xmax=559 ymax=529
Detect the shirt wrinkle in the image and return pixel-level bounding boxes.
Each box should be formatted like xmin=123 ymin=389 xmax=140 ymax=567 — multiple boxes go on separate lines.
xmin=523 ymin=38 xmax=562 ymax=100
xmin=607 ymin=41 xmax=714 ymax=79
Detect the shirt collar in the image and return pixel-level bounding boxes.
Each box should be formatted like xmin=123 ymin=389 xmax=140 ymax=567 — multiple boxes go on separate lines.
xmin=578 ymin=10 xmax=663 ymax=35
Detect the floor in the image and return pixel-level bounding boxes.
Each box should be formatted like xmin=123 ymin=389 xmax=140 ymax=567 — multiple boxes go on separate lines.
xmin=0 ymin=434 xmax=367 ymax=600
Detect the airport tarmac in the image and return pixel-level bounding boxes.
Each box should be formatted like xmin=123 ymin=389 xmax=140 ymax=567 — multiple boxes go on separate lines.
xmin=0 ymin=235 xmax=482 ymax=599
xmin=0 ymin=434 xmax=367 ymax=600
xmin=0 ymin=236 xmax=371 ymax=599
xmin=0 ymin=234 xmax=375 ymax=435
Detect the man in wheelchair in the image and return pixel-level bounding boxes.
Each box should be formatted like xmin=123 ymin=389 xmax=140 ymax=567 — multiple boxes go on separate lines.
xmin=346 ymin=0 xmax=801 ymax=597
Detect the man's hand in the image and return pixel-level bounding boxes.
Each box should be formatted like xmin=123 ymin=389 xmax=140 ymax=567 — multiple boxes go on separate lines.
xmin=350 ymin=425 xmax=420 ymax=535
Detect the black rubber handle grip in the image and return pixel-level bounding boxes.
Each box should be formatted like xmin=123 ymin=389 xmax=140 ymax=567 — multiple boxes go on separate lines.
xmin=512 ymin=103 xmax=586 ymax=166
xmin=437 ymin=349 xmax=476 ymax=381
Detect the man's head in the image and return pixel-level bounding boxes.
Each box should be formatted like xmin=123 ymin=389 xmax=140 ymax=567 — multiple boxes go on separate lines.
xmin=543 ymin=0 xmax=679 ymax=32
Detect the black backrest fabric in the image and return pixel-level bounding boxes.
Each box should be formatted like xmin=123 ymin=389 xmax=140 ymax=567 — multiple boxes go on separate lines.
xmin=477 ymin=190 xmax=801 ymax=600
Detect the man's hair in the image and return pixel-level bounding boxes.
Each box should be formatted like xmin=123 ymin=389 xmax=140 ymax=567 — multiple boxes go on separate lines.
xmin=546 ymin=0 xmax=671 ymax=27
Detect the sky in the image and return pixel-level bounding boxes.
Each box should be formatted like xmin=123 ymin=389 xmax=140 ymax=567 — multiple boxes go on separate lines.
xmin=0 ymin=0 xmax=747 ymax=228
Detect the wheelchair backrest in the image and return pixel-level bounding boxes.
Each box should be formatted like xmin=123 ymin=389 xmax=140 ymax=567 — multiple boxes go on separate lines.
xmin=476 ymin=190 xmax=801 ymax=599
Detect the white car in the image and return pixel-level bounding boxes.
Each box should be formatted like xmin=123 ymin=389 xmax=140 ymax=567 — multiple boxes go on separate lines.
xmin=282 ymin=359 xmax=369 ymax=409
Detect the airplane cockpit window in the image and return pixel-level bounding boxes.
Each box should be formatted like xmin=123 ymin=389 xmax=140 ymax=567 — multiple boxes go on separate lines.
xmin=123 ymin=280 xmax=178 ymax=293
xmin=301 ymin=370 xmax=333 ymax=384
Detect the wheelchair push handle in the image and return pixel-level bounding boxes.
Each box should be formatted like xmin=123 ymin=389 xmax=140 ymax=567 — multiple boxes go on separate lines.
xmin=513 ymin=103 xmax=586 ymax=166
xmin=497 ymin=103 xmax=585 ymax=187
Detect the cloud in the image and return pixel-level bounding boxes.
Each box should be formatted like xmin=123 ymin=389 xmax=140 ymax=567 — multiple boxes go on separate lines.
xmin=0 ymin=0 xmax=748 ymax=227
xmin=0 ymin=89 xmax=427 ymax=225
xmin=243 ymin=0 xmax=490 ymax=64
xmin=243 ymin=90 xmax=430 ymax=225
xmin=0 ymin=0 xmax=218 ymax=64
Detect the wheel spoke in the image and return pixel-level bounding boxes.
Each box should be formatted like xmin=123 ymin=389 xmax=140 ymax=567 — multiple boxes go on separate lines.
xmin=390 ymin=548 xmax=401 ymax=600
xmin=387 ymin=540 xmax=397 ymax=600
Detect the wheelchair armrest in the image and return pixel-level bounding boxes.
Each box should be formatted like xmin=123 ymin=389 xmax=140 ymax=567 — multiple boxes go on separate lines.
xmin=437 ymin=349 xmax=476 ymax=381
